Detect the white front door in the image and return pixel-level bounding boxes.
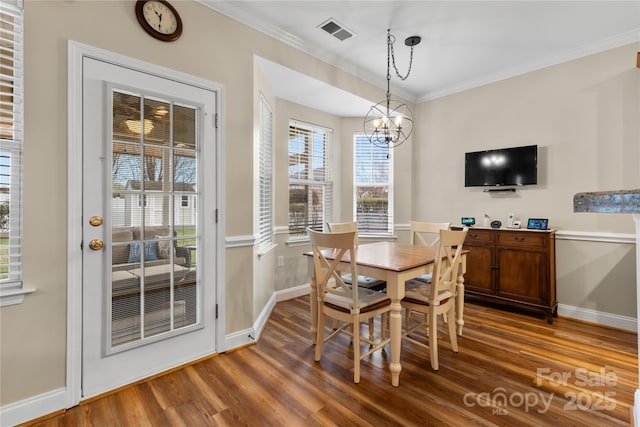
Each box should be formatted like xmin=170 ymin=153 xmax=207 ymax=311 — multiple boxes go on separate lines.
xmin=81 ymin=57 xmax=217 ymax=398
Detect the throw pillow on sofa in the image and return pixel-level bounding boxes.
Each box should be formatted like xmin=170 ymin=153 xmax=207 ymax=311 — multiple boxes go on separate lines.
xmin=155 ymin=235 xmax=175 ymax=259
xmin=128 ymin=241 xmax=158 ymax=263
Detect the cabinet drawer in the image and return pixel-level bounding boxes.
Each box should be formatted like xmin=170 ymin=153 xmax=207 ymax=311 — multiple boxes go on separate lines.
xmin=497 ymin=232 xmax=545 ymax=248
xmin=465 ymin=229 xmax=493 ymax=244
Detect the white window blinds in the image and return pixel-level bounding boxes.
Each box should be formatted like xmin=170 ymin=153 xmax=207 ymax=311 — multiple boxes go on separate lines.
xmin=354 ymin=134 xmax=393 ymax=234
xmin=0 ymin=1 xmax=23 ymax=289
xmin=258 ymin=95 xmax=273 ymax=250
xmin=288 ymin=121 xmax=333 ymax=238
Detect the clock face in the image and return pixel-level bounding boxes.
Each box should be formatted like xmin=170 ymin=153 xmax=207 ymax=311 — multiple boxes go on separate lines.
xmin=143 ymin=1 xmax=177 ymax=35
xmin=136 ymin=0 xmax=182 ymax=41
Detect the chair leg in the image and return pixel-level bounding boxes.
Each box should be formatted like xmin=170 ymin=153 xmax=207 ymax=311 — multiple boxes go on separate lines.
xmin=315 ymin=310 xmax=326 ymax=362
xmin=353 ymin=316 xmax=361 ymax=383
xmin=405 ymin=308 xmax=412 ymax=330
xmin=429 ymin=309 xmax=439 ymax=371
xmin=368 ymin=318 xmax=374 ymax=342
xmin=381 ymin=313 xmax=388 ymax=341
xmin=447 ymin=308 xmax=458 ymax=353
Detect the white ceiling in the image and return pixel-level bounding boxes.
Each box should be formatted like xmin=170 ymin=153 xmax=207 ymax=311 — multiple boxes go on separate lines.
xmin=200 ymin=1 xmax=640 ymax=116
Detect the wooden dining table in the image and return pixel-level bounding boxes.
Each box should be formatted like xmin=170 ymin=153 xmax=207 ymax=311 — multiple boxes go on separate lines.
xmin=305 ymin=241 xmax=467 ymax=387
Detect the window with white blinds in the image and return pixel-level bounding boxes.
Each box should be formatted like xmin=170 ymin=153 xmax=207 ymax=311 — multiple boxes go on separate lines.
xmin=258 ymin=95 xmax=273 ymax=250
xmin=0 ymin=1 xmax=23 ymax=293
xmin=288 ymin=121 xmax=333 ymax=238
xmin=354 ymin=134 xmax=393 ymax=234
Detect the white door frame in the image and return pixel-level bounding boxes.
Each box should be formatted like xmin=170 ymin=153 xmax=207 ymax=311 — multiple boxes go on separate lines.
xmin=67 ymin=41 xmax=226 ymax=407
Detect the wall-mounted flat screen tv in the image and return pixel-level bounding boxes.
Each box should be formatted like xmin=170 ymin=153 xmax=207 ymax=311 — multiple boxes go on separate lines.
xmin=465 ymin=145 xmax=537 ymax=187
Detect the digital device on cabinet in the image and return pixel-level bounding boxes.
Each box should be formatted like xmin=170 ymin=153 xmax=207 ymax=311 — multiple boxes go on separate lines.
xmin=464 ymin=145 xmax=538 ymax=188
xmin=461 ymin=217 xmax=475 ymax=226
xmin=527 ymin=218 xmax=548 ymax=230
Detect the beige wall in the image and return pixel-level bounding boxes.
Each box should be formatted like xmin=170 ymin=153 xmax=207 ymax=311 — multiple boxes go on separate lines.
xmin=412 ymin=43 xmax=640 ymax=316
xmin=2 ymin=0 xmax=638 ymax=415
xmin=412 ymin=43 xmax=639 ymax=232
xmin=1 ymin=0 xmax=387 ymax=407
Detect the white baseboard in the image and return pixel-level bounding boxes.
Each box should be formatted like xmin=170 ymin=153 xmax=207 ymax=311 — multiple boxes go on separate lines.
xmin=0 ymin=387 xmax=67 ymax=427
xmin=558 ymin=303 xmax=637 ymax=332
xmin=275 ymin=283 xmax=310 ymax=302
xmin=223 ymin=327 xmax=256 ymax=351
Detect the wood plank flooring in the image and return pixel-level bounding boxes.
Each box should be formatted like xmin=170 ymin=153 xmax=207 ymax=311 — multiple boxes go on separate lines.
xmin=25 ymin=297 xmax=637 ymax=426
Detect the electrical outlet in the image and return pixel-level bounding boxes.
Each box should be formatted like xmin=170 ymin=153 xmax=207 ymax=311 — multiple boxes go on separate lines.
xmin=278 ymin=256 xmax=284 ymax=267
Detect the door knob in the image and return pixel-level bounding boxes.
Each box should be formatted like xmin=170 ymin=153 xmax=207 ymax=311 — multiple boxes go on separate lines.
xmin=89 ymin=239 xmax=104 ymax=251
xmin=89 ymin=216 xmax=103 ymax=226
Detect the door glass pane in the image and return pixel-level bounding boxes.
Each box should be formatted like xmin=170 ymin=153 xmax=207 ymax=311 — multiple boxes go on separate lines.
xmin=109 ymin=89 xmax=199 ymax=350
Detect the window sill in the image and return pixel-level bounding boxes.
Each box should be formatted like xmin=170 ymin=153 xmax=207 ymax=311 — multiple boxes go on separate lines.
xmin=0 ymin=287 xmax=36 ymax=307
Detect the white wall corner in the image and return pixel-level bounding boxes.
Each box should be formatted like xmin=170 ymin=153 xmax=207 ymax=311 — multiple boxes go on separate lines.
xmin=254 ymin=293 xmax=277 ymax=341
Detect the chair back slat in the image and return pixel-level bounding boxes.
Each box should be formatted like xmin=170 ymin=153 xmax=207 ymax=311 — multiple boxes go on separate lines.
xmin=410 ymin=221 xmax=451 ymax=247
xmin=327 ymin=221 xmax=360 ymax=246
xmin=430 ymin=228 xmax=468 ymax=305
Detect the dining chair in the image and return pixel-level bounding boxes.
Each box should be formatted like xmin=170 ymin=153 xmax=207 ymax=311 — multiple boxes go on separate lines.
xmin=327 ymin=222 xmax=387 ymax=292
xmin=308 ymin=228 xmax=391 ymax=383
xmin=406 ymin=221 xmax=451 ymax=328
xmin=327 ymin=222 xmax=387 ymax=341
xmin=409 ymin=221 xmax=451 ymax=283
xmin=401 ymin=228 xmax=468 ymax=370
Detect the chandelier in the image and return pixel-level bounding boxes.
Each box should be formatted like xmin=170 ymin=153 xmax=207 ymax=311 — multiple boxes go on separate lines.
xmin=364 ymin=29 xmax=421 ymax=149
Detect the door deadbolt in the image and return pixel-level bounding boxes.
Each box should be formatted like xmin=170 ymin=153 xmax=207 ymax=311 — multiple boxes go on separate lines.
xmin=89 ymin=216 xmax=103 ymax=227
xmin=89 ymin=239 xmax=104 ymax=251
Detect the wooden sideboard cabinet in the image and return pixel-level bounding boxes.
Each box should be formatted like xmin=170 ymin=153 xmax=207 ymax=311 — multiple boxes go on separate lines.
xmin=454 ymin=227 xmax=558 ymax=322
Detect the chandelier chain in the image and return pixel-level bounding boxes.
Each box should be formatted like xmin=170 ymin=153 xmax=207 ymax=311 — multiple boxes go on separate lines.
xmin=388 ymin=30 xmax=414 ymax=81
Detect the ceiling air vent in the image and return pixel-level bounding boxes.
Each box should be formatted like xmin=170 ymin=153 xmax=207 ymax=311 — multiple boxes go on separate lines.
xmin=318 ymin=18 xmax=354 ymax=41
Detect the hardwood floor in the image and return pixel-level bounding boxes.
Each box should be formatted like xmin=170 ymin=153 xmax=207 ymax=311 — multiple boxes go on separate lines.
xmin=26 ymin=297 xmax=637 ymax=426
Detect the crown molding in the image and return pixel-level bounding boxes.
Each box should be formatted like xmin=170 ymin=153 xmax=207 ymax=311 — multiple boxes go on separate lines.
xmin=417 ymin=28 xmax=640 ymax=103
xmin=198 ymin=1 xmax=638 ymax=104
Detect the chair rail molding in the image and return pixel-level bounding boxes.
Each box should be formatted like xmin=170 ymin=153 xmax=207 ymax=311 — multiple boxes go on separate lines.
xmin=556 ymin=229 xmax=636 ymax=244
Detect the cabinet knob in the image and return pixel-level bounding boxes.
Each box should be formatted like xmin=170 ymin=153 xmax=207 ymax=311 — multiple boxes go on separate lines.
xmin=514 ymin=237 xmax=525 ymax=242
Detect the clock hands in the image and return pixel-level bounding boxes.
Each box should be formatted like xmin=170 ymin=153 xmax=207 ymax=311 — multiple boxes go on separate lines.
xmin=154 ymin=8 xmax=163 ymax=31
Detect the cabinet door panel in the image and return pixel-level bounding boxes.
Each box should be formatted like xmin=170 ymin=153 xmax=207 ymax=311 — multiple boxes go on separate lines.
xmin=497 ymin=248 xmax=547 ymax=303
xmin=464 ymin=245 xmax=494 ymax=294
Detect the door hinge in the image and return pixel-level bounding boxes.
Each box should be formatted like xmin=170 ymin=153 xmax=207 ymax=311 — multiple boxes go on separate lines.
xmin=215 ymin=209 xmax=218 ymax=223
xmin=214 ymin=113 xmax=218 ymax=129
xmin=215 ymin=304 xmax=219 ymax=319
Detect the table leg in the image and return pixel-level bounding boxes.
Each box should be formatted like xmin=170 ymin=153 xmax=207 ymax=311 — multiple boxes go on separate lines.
xmin=389 ymin=299 xmax=402 ymax=387
xmin=456 ymin=259 xmax=466 ymax=336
